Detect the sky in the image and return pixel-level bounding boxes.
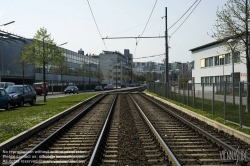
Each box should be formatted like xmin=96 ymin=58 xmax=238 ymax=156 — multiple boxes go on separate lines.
xmin=0 ymin=0 xmax=229 ymax=63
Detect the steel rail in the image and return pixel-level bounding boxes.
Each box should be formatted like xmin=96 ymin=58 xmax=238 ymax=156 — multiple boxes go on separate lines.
xmin=141 ymin=93 xmax=250 ymax=162
xmin=129 ymin=94 xmax=181 ymax=166
xmin=10 ymin=94 xmax=107 ymax=166
xmin=88 ymin=94 xmax=117 ymax=166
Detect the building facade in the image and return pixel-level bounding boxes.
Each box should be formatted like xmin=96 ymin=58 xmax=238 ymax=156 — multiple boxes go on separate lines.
xmin=190 ymin=40 xmax=247 ymax=90
xmin=99 ymin=50 xmax=133 ymax=86
xmin=0 ymin=30 xmax=99 ymax=90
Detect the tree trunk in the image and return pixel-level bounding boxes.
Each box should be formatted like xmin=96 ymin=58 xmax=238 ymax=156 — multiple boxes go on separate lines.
xmin=247 ymin=62 xmax=250 ymax=113
xmin=22 ymin=67 xmax=24 ymax=86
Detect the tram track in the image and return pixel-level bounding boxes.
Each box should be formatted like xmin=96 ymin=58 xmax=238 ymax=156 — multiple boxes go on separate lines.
xmin=1 ymin=91 xmax=249 ymax=165
xmin=131 ymin=93 xmax=250 ymax=165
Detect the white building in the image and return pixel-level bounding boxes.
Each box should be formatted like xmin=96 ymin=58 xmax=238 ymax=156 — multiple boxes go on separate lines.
xmin=99 ymin=50 xmax=133 ymax=86
xmin=190 ymin=40 xmax=247 ymax=90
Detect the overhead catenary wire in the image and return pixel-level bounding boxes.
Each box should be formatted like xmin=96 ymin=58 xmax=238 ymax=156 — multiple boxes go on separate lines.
xmin=168 ymin=0 xmax=199 ymax=30
xmin=134 ymin=53 xmax=165 ymax=59
xmin=170 ymin=0 xmax=201 ymax=37
xmin=134 ymin=0 xmax=158 ymax=56
xmin=86 ymin=0 xmax=108 ymax=50
xmin=108 ymin=17 xmax=162 ymax=37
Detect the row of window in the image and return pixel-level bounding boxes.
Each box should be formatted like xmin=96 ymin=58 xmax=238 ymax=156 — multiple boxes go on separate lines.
xmin=201 ymin=75 xmax=231 ymax=86
xmin=200 ymin=52 xmax=240 ymax=68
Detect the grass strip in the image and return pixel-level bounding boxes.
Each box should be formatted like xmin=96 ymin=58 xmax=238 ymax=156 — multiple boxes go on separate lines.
xmin=0 ymin=93 xmax=98 ymax=143
xmin=145 ymin=90 xmax=250 ymax=135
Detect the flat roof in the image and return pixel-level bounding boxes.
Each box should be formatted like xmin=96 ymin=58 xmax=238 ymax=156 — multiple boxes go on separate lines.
xmin=189 ymin=40 xmax=222 ymax=52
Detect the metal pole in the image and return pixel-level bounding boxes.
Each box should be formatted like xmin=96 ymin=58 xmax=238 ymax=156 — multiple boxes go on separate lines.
xmin=202 ymin=83 xmax=204 ymax=110
xmin=120 ymin=62 xmax=122 ymax=87
xmin=116 ymin=65 xmax=117 ymax=89
xmin=224 ymin=82 xmax=226 ymax=120
xmin=232 ymin=49 xmax=235 ymax=106
xmin=239 ymin=82 xmax=242 ymax=128
xmin=193 ymin=83 xmax=196 ymax=108
xmin=178 ymin=81 xmax=180 ymax=102
xmin=165 ymin=7 xmax=169 ymax=84
xmin=182 ymin=83 xmax=184 ymax=104
xmin=212 ymin=83 xmax=214 ymax=114
xmin=89 ymin=61 xmax=90 ymax=91
xmin=187 ymin=83 xmax=189 ymax=106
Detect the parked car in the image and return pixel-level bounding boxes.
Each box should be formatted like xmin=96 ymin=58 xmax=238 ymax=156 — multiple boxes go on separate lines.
xmin=95 ymin=85 xmax=103 ymax=91
xmin=104 ymin=84 xmax=113 ymax=90
xmin=5 ymin=85 xmax=37 ymax=107
xmin=0 ymin=82 xmax=15 ymax=89
xmin=0 ymin=88 xmax=11 ymax=110
xmin=64 ymin=86 xmax=79 ymax=94
xmin=33 ymin=82 xmax=49 ymax=96
xmin=121 ymin=84 xmax=126 ymax=88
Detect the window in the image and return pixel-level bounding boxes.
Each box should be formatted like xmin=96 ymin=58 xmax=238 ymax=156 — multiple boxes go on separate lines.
xmin=205 ymin=58 xmax=209 ymax=67
xmin=210 ymin=76 xmax=214 ymax=84
xmin=209 ymin=57 xmax=213 ymax=66
xmin=200 ymin=59 xmax=205 ymax=68
xmin=233 ymin=51 xmax=240 ymax=63
xmin=215 ymin=76 xmax=219 ymax=83
xmin=205 ymin=77 xmax=209 ymax=86
xmin=201 ymin=77 xmax=204 ymax=84
xmin=226 ymin=75 xmax=231 ymax=82
xmin=225 ymin=53 xmax=230 ymax=64
xmin=214 ymin=56 xmax=219 ymax=66
xmin=220 ymin=76 xmax=224 ymax=82
xmin=219 ymin=57 xmax=224 ymax=65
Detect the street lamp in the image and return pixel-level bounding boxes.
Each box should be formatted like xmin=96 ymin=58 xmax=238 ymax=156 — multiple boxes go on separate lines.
xmin=227 ymin=39 xmax=238 ymax=106
xmin=219 ymin=55 xmax=225 ymax=82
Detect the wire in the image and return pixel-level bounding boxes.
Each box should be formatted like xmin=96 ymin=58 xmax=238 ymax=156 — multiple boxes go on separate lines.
xmin=108 ymin=17 xmax=162 ymax=37
xmin=86 ymin=0 xmax=108 ymax=50
xmin=134 ymin=0 xmax=158 ymax=56
xmin=134 ymin=53 xmax=165 ymax=59
xmin=170 ymin=0 xmax=201 ymax=37
xmin=168 ymin=0 xmax=198 ymax=30
xmin=159 ymin=17 xmax=164 ymax=36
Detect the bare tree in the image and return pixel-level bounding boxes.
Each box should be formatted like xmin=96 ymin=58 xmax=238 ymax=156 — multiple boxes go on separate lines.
xmin=211 ymin=0 xmax=250 ymax=112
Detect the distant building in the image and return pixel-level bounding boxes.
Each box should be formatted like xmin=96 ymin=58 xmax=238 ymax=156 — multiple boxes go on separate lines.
xmin=99 ymin=50 xmax=133 ymax=86
xmin=0 ymin=30 xmax=99 ymax=89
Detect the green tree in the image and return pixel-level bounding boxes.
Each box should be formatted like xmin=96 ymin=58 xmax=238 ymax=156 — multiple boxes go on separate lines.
xmin=211 ymin=0 xmax=250 ymax=112
xmin=22 ymin=27 xmax=62 ymax=102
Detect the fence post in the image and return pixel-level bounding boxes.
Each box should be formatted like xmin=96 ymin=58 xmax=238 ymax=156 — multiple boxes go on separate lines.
xmin=193 ymin=83 xmax=196 ymax=108
xmin=174 ymin=83 xmax=176 ymax=101
xmin=212 ymin=83 xmax=214 ymax=115
xmin=202 ymin=83 xmax=204 ymax=111
xmin=224 ymin=82 xmax=226 ymax=120
xmin=178 ymin=81 xmax=180 ymax=102
xmin=239 ymin=82 xmax=242 ymax=128
xmin=169 ymin=82 xmax=172 ymax=100
xmin=187 ymin=83 xmax=189 ymax=106
xmin=182 ymin=83 xmax=184 ymax=104
xmin=154 ymin=82 xmax=155 ymax=94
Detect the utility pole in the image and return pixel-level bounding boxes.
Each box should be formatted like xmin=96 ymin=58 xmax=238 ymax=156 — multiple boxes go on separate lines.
xmin=165 ymin=7 xmax=169 ymax=83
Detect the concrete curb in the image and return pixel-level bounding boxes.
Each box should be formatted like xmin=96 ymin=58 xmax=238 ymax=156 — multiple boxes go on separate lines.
xmin=0 ymin=94 xmax=100 ymax=151
xmin=145 ymin=93 xmax=250 ymax=145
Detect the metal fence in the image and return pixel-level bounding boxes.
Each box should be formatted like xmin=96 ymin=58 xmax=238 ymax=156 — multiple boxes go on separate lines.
xmin=147 ymin=82 xmax=250 ymax=129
